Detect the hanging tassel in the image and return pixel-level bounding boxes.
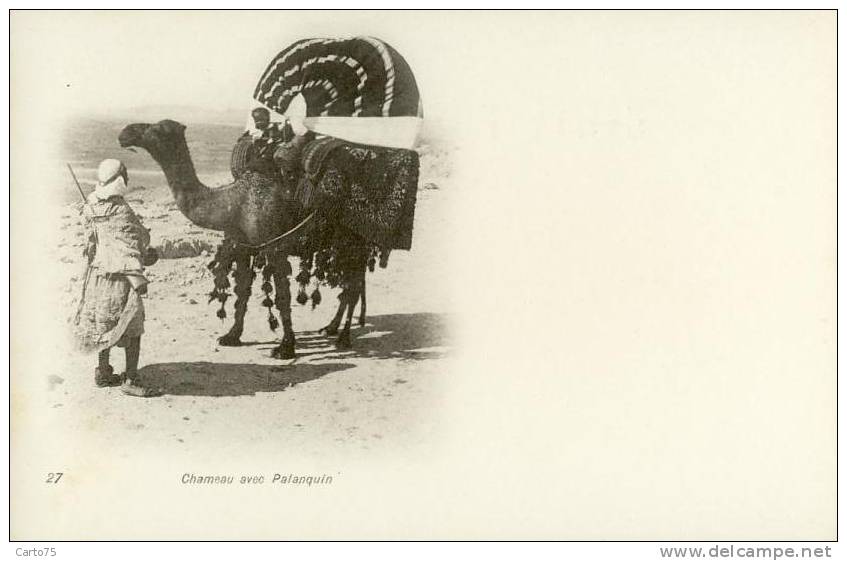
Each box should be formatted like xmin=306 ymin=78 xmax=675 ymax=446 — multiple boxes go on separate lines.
xmin=259 ymin=265 xmax=275 ymax=310
xmin=295 ymin=262 xmax=309 ymax=306
xmin=208 ymin=240 xmax=240 ymax=321
xmin=295 ymin=269 xmax=310 ymax=285
xmin=379 ymin=250 xmax=390 ymax=268
xmin=261 ymin=262 xmax=279 ymax=330
xmin=296 ymin=287 xmax=308 ymax=305
xmin=311 ymin=286 xmax=322 ymax=309
xmin=267 ymin=309 xmax=279 ymax=331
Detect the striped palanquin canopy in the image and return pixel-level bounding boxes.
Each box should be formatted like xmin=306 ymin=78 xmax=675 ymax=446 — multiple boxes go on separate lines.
xmin=252 ymin=36 xmax=423 ymax=149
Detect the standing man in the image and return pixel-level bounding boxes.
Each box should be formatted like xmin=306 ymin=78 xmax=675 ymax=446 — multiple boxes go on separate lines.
xmin=74 ymin=159 xmax=160 ymax=397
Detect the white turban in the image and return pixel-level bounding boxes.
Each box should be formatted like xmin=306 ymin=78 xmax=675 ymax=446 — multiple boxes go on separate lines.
xmin=90 ymin=159 xmax=132 ymax=201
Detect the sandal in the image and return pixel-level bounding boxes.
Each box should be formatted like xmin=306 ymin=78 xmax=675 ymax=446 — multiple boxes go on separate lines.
xmin=95 ymin=365 xmax=124 ymax=387
xmin=120 ymin=378 xmax=163 ymax=398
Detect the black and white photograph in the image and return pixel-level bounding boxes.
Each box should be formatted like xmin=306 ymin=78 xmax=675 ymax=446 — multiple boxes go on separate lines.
xmin=8 ymin=9 xmax=838 ymax=546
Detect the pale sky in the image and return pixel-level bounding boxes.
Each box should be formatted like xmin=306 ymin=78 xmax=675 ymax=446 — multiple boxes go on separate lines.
xmin=11 ymin=10 xmax=482 ymax=126
xmin=11 ymin=10 xmax=835 ymax=161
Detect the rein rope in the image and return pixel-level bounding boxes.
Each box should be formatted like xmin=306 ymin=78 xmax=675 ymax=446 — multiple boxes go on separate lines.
xmin=231 ymin=210 xmax=316 ymax=252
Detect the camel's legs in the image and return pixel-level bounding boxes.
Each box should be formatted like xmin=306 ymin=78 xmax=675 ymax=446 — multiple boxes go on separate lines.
xmin=322 ymin=267 xmax=367 ymax=336
xmin=358 ymin=278 xmax=367 ymax=327
xmin=336 ymin=265 xmax=365 ymax=350
xmin=218 ymin=254 xmax=253 ymax=346
xmin=270 ymin=256 xmax=296 ymax=359
xmin=322 ymin=281 xmax=367 ymax=335
xmin=321 ymin=292 xmax=349 ymax=336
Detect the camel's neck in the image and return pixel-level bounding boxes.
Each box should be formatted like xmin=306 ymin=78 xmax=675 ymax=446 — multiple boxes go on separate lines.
xmin=153 ymin=139 xmax=208 ymax=214
xmin=146 ymin=136 xmax=244 ymax=232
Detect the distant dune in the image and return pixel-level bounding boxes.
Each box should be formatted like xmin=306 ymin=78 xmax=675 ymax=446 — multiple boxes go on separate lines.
xmin=83 ymin=105 xmax=247 ymax=128
xmin=59 ymin=109 xmax=449 ymax=203
xmin=60 ymin=116 xmax=244 ymax=202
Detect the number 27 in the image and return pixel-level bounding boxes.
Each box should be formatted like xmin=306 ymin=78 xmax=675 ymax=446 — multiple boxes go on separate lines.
xmin=46 ymin=472 xmax=63 ymax=483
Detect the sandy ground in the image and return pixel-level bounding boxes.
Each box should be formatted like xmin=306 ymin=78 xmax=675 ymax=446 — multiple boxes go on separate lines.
xmin=45 ymin=143 xmax=455 ymax=462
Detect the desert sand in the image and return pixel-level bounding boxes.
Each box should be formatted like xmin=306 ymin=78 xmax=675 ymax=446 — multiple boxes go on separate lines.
xmin=46 ymin=141 xmax=455 ymax=462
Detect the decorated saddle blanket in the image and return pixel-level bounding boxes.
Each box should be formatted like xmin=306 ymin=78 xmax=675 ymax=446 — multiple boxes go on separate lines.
xmin=296 ymin=137 xmax=420 ymax=251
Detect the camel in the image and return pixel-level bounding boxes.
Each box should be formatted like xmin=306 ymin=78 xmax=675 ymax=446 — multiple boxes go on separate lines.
xmin=117 ymin=119 xmax=377 ymax=359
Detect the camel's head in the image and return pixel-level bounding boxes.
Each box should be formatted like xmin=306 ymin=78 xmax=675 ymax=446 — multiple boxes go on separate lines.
xmin=119 ymin=119 xmax=187 ymax=160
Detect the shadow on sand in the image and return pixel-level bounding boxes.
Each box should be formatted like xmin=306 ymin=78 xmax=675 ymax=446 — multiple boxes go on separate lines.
xmin=136 ymin=361 xmax=355 ymax=397
xmin=291 ymin=312 xmax=451 ymax=362
xmin=137 ymin=313 xmax=450 ymax=397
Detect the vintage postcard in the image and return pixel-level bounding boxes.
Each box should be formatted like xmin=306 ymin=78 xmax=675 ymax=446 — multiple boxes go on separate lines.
xmin=9 ymin=10 xmax=836 ymax=541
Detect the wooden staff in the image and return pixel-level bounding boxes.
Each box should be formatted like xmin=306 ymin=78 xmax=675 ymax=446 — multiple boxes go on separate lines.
xmin=68 ymin=163 xmax=97 ymax=323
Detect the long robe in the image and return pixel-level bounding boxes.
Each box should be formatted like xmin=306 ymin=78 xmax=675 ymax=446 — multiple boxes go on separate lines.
xmin=73 ymin=196 xmax=150 ymax=354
